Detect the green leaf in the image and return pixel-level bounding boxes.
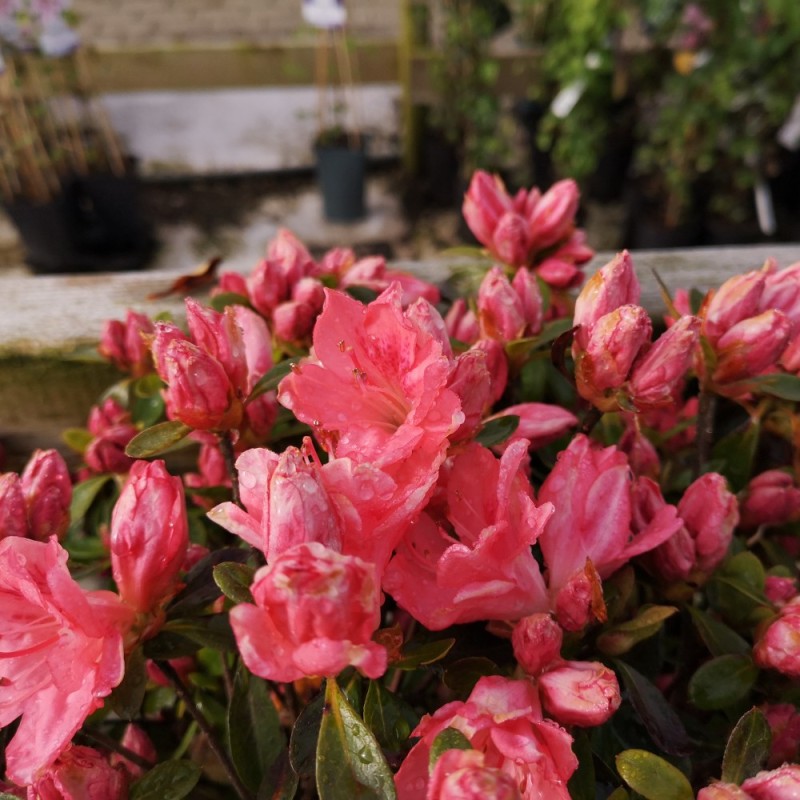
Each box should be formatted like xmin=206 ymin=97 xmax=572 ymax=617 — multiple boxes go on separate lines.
xmin=393 ymin=638 xmax=455 ymax=670
xmin=721 ymin=707 xmax=772 ymax=785
xmin=168 ymin=547 xmax=250 ymax=617
xmin=688 ymin=655 xmax=759 ymax=711
xmin=107 ymin=647 xmax=147 ymax=720
xmin=125 ymin=421 xmax=192 ymax=458
xmin=129 ymin=760 xmax=201 ymax=800
xmin=711 ymin=420 xmax=760 ymax=492
xmin=597 ymin=605 xmax=678 ymax=656
xmin=209 ymin=291 xmax=253 ymax=312
xmin=161 ymin=615 xmax=236 ymax=652
xmin=62 ymin=426 xmax=93 ymax=453
xmin=568 ymin=730 xmax=596 ymax=800
xmin=290 ymin=690 xmax=324 ymax=780
xmin=428 ymin=728 xmax=472 ymax=770
xmin=474 ymin=415 xmax=519 ymax=447
xmin=213 ymin=562 xmax=256 ymax=604
xmin=749 ymin=372 xmax=800 ymax=401
xmin=615 ymin=749 xmax=693 ymax=800
xmin=345 ymin=285 xmax=380 ymax=304
xmin=316 ymin=678 xmax=397 ymax=800
xmin=70 ymin=474 xmax=113 ymax=524
xmin=131 ymin=393 xmax=166 ymax=428
xmin=142 ymin=630 xmax=200 ymax=659
xmin=687 ymin=607 xmax=750 ymax=657
xmin=132 ymin=373 xmax=165 ymax=398
xmin=248 ymin=358 xmax=300 ymax=403
xmin=614 ymin=661 xmax=691 ymax=757
xmin=363 ymin=680 xmax=419 ymax=752
xmin=443 ymin=657 xmax=499 ymax=697
xmin=228 ymin=664 xmax=286 ymax=794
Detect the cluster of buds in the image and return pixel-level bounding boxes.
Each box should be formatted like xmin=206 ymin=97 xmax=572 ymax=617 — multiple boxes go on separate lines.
xmin=98 ymin=309 xmax=155 ymax=377
xmin=81 ymin=397 xmax=137 ymax=476
xmin=0 ymin=449 xmax=71 ymax=541
xmin=462 ymin=171 xmax=593 ymax=288
xmin=572 ymin=251 xmax=701 ymax=412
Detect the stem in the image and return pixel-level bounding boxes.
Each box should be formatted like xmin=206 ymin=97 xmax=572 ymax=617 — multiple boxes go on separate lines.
xmin=219 ymin=433 xmax=242 ymax=509
xmin=581 ymin=406 xmax=603 ymax=435
xmin=696 ymin=388 xmax=717 ymax=477
xmin=155 ymin=660 xmax=254 ymax=800
xmin=80 ymin=728 xmax=154 ymax=771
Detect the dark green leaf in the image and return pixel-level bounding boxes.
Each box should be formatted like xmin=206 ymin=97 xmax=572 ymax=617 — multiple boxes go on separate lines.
xmin=290 ymin=690 xmax=324 ymax=780
xmin=363 ymin=680 xmax=419 ymax=752
xmin=129 ymin=760 xmax=201 ymax=800
xmin=228 ymin=664 xmax=286 ymax=793
xmin=132 ymin=373 xmax=165 ymax=398
xmin=597 ymin=606 xmax=677 ymax=656
xmin=213 ymin=562 xmax=256 ymax=604
xmin=107 ymin=647 xmax=147 ymax=720
xmin=749 ymin=372 xmax=800 ymax=401
xmin=393 ymin=638 xmax=455 ymax=670
xmin=316 ymin=678 xmax=397 ymax=800
xmin=689 ymin=287 xmax=706 ymax=315
xmin=142 ymin=630 xmax=200 ymax=659
xmin=687 ymin=607 xmax=750 ymax=657
xmin=0 ymin=794 xmax=25 ymax=800
xmin=721 ymin=707 xmax=771 ymax=785
xmin=258 ymin=749 xmax=299 ymax=800
xmin=568 ymin=730 xmax=596 ymax=800
xmin=161 ymin=615 xmax=236 ymax=652
xmin=345 ymin=285 xmax=380 ymax=304
xmin=130 ymin=393 xmax=166 ymax=428
xmin=616 ymin=749 xmax=693 ymax=800
xmin=443 ymin=657 xmax=499 ymax=697
xmin=688 ymin=655 xmax=759 ymax=711
xmin=125 ymin=421 xmax=192 ymax=458
xmin=168 ymin=547 xmax=250 ymax=617
xmin=248 ymin=358 xmax=300 ymax=403
xmin=209 ymin=291 xmax=253 ymax=312
xmin=711 ymin=421 xmax=760 ymax=492
xmin=474 ymin=415 xmax=519 ymax=447
xmin=428 ymin=728 xmax=472 ymax=770
xmin=614 ymin=661 xmax=691 ymax=756
xmin=70 ymin=475 xmax=113 ymax=525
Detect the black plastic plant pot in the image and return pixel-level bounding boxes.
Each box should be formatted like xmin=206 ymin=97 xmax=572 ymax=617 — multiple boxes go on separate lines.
xmin=78 ymin=171 xmax=147 ymax=252
xmin=4 ymin=193 xmax=84 ymax=273
xmin=315 ymin=144 xmax=366 ymax=223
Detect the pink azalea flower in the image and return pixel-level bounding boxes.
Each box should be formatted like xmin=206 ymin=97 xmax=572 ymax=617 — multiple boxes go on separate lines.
xmin=0 ymin=537 xmax=132 ymax=786
xmin=278 ymin=285 xmax=463 ymax=503
xmin=427 ymin=749 xmax=522 ymax=800
xmin=27 ymin=745 xmax=129 ymax=799
xmin=229 ymin=542 xmax=386 ymax=683
xmin=754 ymin=598 xmax=800 ymax=679
xmin=538 ymin=435 xmax=682 ymax=628
xmin=395 ymin=676 xmax=577 ymax=800
xmin=537 ymin=660 xmax=621 ymax=727
xmin=383 ymin=441 xmax=552 ymax=630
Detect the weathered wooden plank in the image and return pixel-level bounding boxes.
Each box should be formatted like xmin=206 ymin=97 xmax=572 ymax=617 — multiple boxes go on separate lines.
xmin=81 ymin=42 xmax=399 ymax=92
xmin=1 ymin=244 xmax=798 ymax=356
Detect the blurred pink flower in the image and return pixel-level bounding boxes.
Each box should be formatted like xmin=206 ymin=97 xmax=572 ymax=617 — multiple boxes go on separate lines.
xmin=395 ymin=676 xmax=577 ymax=800
xmin=27 ymin=745 xmax=128 ymax=800
xmin=98 ymin=309 xmax=154 ymax=377
xmin=427 ymin=749 xmax=522 ymax=800
xmin=230 ymin=542 xmax=386 ymax=682
xmin=762 ymin=703 xmax=800 ymax=768
xmin=0 ymin=537 xmax=132 ymax=785
xmin=740 ymin=470 xmax=800 ymax=529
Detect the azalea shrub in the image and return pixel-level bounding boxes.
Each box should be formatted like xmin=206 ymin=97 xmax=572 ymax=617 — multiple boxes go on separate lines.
xmin=3 ymin=171 xmax=800 ymax=800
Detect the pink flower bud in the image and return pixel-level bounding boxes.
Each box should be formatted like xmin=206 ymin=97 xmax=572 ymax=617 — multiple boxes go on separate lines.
xmin=493 ymin=212 xmax=531 ymax=267
xmin=697 ymin=783 xmax=751 ymax=800
xmin=248 ymin=257 xmax=288 ymax=316
xmin=573 ymin=251 xmax=640 ymax=349
xmin=754 ymin=602 xmax=800 ymax=678
xmin=712 ymin=309 xmax=792 ymax=385
xmin=447 ymin=349 xmax=493 ymax=441
xmin=762 ymin=703 xmax=800 ymax=768
xmin=111 ymin=724 xmax=157 ymax=778
xmin=472 ymin=339 xmax=508 ymax=404
xmin=158 ymin=339 xmax=241 ymax=431
xmin=272 ymin=299 xmax=317 ymax=342
xmin=267 ymin=227 xmax=316 ymax=285
xmin=231 ymin=305 xmax=273 ymax=394
xmin=527 ymin=178 xmax=580 ymax=250
xmin=478 ymin=267 xmax=527 ymax=342
xmin=765 ymin=576 xmax=797 ymax=607
xmin=292 ymin=276 xmax=326 ymax=310
xmin=445 ymin=298 xmax=479 ymax=345
xmin=28 ymin=745 xmax=128 ymax=800
xmin=487 ymin=403 xmax=577 ymax=452
xmin=575 ymin=305 xmax=652 ymax=411
xmin=512 ymin=613 xmax=563 ymax=676
xmin=21 ymin=449 xmax=72 ymax=542
xmin=427 ymin=749 xmax=522 ymax=800
xmin=740 ymin=470 xmax=800 ymax=528
xmin=629 ymin=315 xmax=701 ymax=409
xmin=741 ymin=763 xmax=800 ymax=798
xmin=538 ymin=660 xmax=621 ymax=727
xmin=84 ymin=425 xmax=137 ymax=474
xmin=0 ymin=474 xmax=27 ymax=539
xmin=98 ymin=310 xmax=154 ymax=377
xmin=230 ymin=542 xmax=387 ymax=682
xmin=110 ymin=459 xmax=189 ymax=613
xmin=213 ymin=270 xmax=249 ymax=297
xmin=462 ymin=171 xmax=513 ymax=248
xmin=704 ymin=268 xmax=766 ymax=346
xmin=512 ymin=267 xmax=544 ymax=335
xmin=87 ymin=398 xmax=129 ymax=436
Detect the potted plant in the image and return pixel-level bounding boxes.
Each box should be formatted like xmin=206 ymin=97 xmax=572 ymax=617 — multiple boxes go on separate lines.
xmin=0 ymin=7 xmax=152 ymax=272
xmin=304 ymin=1 xmax=367 ymax=223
